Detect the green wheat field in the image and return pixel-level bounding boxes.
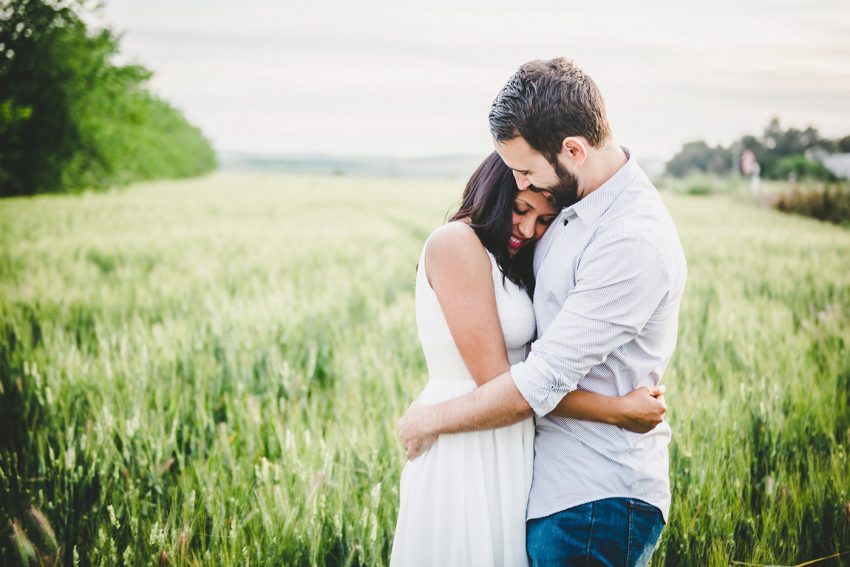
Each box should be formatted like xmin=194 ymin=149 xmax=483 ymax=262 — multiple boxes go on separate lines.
xmin=1 ymin=172 xmax=849 ymax=566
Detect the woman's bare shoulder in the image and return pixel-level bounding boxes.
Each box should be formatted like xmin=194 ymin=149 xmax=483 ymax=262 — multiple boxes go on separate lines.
xmin=426 ymin=222 xmax=487 ymax=262
xmin=425 ymin=221 xmax=490 ymax=287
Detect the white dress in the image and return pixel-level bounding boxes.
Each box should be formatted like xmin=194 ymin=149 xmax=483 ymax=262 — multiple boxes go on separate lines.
xmin=391 ymin=231 xmax=536 ymax=567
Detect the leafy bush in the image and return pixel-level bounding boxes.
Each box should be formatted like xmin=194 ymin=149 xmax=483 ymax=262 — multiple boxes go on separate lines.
xmin=769 ymin=155 xmax=837 ymax=182
xmin=685 ymin=183 xmax=713 ymax=196
xmin=774 ymin=183 xmax=850 ymax=225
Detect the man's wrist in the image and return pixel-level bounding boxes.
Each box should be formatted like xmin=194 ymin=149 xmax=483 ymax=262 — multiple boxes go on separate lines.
xmin=607 ymin=397 xmax=627 ymax=428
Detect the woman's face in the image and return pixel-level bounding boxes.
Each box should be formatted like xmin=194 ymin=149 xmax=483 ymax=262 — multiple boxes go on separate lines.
xmin=508 ymin=189 xmax=558 ymax=256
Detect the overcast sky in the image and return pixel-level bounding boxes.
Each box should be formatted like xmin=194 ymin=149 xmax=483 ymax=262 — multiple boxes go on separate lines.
xmin=97 ymin=0 xmax=850 ymax=160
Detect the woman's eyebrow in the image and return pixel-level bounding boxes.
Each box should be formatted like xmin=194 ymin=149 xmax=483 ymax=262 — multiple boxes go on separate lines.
xmin=515 ymin=197 xmax=536 ymax=210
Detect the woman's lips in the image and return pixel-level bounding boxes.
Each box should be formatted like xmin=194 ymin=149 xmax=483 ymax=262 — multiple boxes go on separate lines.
xmin=508 ymin=235 xmax=527 ymax=250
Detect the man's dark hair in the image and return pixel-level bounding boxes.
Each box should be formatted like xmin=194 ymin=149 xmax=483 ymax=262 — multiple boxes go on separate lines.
xmin=489 ymin=58 xmax=612 ymax=164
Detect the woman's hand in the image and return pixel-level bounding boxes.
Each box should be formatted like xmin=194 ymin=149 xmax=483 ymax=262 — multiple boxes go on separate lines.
xmin=398 ymin=402 xmax=439 ymax=460
xmin=615 ymin=385 xmax=667 ymax=433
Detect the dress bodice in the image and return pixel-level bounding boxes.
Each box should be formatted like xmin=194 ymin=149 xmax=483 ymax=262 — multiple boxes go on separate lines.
xmin=415 ymin=228 xmax=536 ymax=382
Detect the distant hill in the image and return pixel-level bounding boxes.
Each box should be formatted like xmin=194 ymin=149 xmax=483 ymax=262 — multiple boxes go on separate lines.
xmin=219 ymin=152 xmax=669 ymax=181
xmin=218 ymin=152 xmax=485 ymax=178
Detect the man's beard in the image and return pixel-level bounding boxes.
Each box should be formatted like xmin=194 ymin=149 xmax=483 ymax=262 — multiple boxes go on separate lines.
xmin=529 ymin=160 xmax=580 ymax=209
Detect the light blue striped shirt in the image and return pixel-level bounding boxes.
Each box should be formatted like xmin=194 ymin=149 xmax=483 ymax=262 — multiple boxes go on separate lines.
xmin=511 ymin=149 xmax=687 ymax=522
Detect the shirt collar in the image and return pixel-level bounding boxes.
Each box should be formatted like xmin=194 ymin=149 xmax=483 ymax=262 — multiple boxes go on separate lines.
xmin=562 ymin=147 xmax=638 ymax=227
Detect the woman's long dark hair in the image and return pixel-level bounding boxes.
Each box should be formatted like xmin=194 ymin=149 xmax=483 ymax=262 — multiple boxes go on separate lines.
xmin=450 ymin=151 xmax=536 ymax=295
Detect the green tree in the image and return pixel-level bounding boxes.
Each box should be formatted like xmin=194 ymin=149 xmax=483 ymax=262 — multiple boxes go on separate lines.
xmin=0 ymin=0 xmax=215 ymax=196
xmin=666 ymin=141 xmax=735 ymax=177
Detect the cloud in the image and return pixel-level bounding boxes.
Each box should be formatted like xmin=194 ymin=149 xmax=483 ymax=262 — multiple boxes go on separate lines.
xmin=101 ymin=0 xmax=850 ymax=159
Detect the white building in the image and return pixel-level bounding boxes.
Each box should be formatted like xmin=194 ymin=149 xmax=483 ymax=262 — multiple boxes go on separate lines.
xmin=821 ymin=153 xmax=850 ymax=180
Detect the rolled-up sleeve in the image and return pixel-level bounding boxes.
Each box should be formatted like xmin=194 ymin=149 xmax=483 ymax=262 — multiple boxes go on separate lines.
xmin=512 ymin=230 xmax=671 ymax=416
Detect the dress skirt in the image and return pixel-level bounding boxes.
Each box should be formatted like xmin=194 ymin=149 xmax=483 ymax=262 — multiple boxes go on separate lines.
xmin=390 ymin=379 xmax=535 ymax=567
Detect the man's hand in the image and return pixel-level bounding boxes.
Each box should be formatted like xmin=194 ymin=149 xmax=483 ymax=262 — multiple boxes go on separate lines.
xmin=398 ymin=402 xmax=438 ymax=460
xmin=616 ymin=385 xmax=667 ymax=433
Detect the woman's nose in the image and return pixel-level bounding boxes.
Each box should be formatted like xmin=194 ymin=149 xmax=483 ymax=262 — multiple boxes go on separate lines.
xmin=518 ymin=218 xmax=535 ymax=239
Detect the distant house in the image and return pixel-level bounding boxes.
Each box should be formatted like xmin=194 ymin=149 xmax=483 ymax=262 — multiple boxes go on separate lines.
xmin=806 ymin=149 xmax=850 ymax=180
xmin=820 ymin=153 xmax=850 ymax=180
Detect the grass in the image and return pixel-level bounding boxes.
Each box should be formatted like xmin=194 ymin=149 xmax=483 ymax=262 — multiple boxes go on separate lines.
xmin=1 ymin=172 xmax=849 ymax=566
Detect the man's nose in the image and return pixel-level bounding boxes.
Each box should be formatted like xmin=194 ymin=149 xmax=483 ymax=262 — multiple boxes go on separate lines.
xmin=513 ymin=171 xmax=531 ymax=190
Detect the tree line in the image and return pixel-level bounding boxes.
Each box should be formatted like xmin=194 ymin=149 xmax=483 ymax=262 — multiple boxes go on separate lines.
xmin=666 ymin=118 xmax=850 ymax=181
xmin=0 ymin=0 xmax=216 ymax=197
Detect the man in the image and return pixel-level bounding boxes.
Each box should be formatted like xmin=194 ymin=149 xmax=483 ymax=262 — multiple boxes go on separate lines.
xmin=398 ymin=57 xmax=687 ymax=566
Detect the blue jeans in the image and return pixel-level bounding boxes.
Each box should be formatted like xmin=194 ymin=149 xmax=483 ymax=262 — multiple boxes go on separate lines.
xmin=526 ymin=498 xmax=665 ymax=567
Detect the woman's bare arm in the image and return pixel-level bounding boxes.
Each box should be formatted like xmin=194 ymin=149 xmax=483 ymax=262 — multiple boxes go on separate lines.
xmin=425 ymin=222 xmax=510 ymax=386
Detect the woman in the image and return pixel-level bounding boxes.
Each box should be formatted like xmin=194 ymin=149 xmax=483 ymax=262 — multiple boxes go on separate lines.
xmin=390 ymin=152 xmax=663 ymax=566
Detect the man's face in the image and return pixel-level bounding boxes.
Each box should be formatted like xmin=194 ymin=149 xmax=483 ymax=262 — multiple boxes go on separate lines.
xmin=495 ymin=136 xmax=580 ymax=208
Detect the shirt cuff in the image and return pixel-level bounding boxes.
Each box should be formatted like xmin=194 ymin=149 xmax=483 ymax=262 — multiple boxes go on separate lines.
xmin=511 ymin=359 xmax=569 ymax=417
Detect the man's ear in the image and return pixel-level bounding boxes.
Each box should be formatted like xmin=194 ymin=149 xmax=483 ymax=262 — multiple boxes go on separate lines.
xmin=561 ymin=137 xmax=589 ymax=167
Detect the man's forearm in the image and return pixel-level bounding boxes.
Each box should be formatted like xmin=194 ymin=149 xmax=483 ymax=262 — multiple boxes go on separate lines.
xmin=551 ymin=389 xmax=623 ymax=426
xmin=425 ymin=370 xmax=533 ymax=435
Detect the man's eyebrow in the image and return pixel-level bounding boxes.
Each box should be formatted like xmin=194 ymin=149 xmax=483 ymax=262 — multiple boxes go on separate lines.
xmin=497 ymin=155 xmax=528 ymax=174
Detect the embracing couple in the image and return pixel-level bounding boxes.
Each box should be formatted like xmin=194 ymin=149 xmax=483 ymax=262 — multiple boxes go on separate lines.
xmin=390 ymin=58 xmax=687 ymax=566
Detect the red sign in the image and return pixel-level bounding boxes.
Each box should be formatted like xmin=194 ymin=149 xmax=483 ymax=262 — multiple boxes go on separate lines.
xmin=740 ymin=149 xmax=758 ymax=176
